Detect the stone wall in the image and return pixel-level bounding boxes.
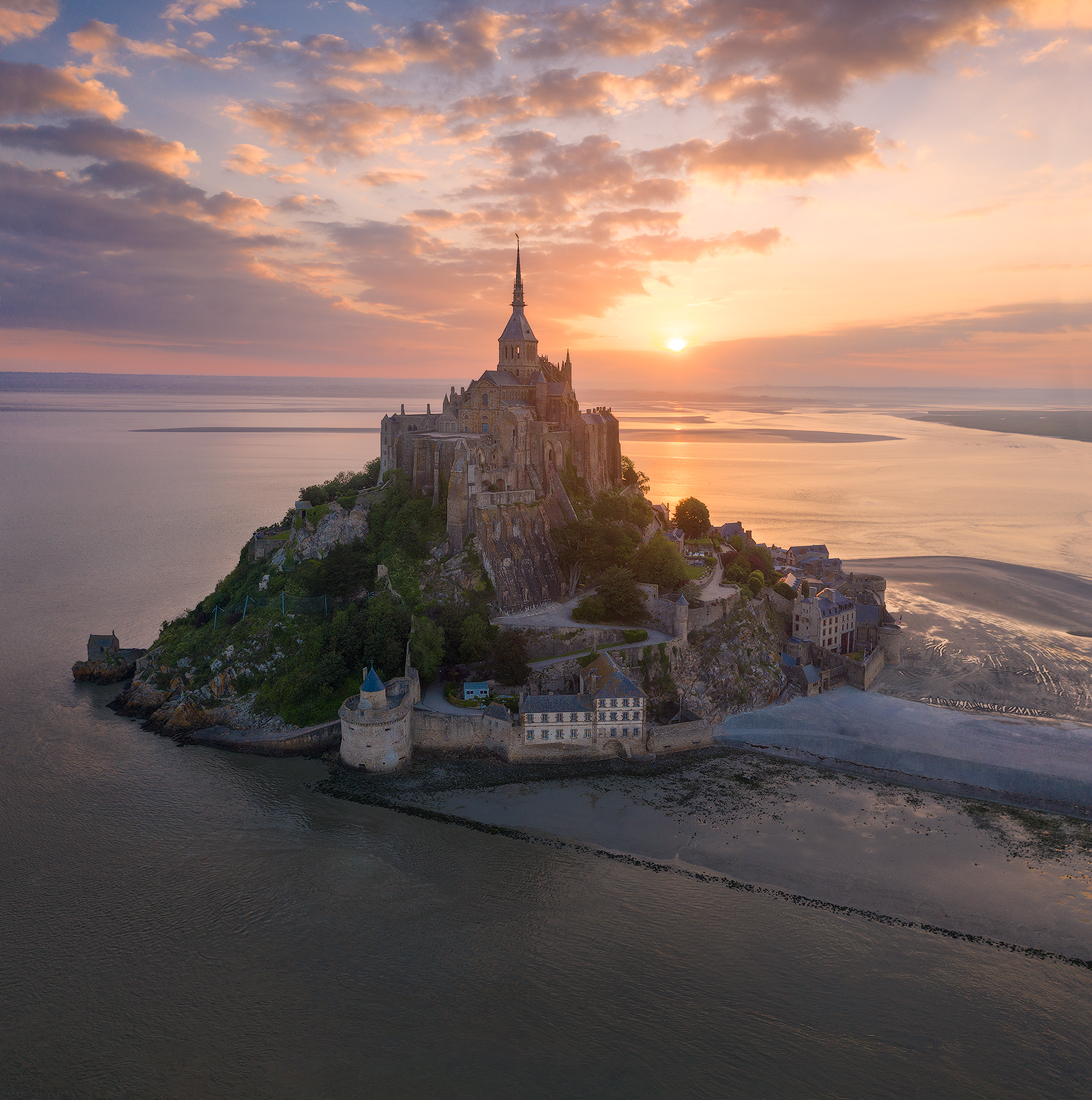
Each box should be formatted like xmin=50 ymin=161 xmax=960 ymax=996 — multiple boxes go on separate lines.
xmin=411 ymin=707 xmax=514 ymax=756
xmin=503 ymin=625 xmax=627 ymax=661
xmin=844 ymin=646 xmax=886 ymax=691
xmin=647 ymin=719 xmax=715 ymax=754
xmin=687 ymin=594 xmax=738 ymax=634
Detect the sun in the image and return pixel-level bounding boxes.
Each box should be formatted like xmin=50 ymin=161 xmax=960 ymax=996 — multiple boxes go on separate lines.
xmin=666 ymin=337 xmax=689 ymax=352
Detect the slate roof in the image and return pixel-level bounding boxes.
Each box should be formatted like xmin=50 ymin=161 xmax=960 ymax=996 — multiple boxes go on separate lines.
xmin=479 ymin=369 xmax=524 ymax=387
xmin=361 ymin=667 xmax=384 ymax=692
xmin=581 ymin=653 xmax=643 ymax=700
xmin=546 ymin=382 xmax=567 ymax=396
xmin=802 ymin=664 xmax=820 ymax=684
xmin=855 ymin=604 xmax=881 ymax=626
xmin=719 ymin=522 xmax=744 ymax=537
xmin=483 ymin=703 xmax=512 ymax=722
xmin=499 ymin=309 xmax=537 ymax=341
xmin=521 ymin=694 xmax=592 ymax=714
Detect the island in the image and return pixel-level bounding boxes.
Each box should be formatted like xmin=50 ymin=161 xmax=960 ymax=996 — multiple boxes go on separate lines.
xmin=100 ymin=247 xmax=902 ymax=774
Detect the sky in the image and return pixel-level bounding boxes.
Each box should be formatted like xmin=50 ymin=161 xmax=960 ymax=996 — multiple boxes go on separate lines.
xmin=1 ymin=0 xmax=1090 ymax=388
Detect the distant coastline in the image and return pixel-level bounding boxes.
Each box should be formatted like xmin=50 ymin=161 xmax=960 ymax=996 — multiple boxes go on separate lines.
xmin=911 ymin=409 xmax=1092 ymax=444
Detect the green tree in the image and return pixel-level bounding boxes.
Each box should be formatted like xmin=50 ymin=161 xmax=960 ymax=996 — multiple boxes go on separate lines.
xmin=493 ymin=630 xmax=531 ymax=687
xmin=674 ymin=496 xmax=710 ymax=539
xmin=459 ymin=613 xmax=492 ymax=662
xmin=597 ymin=566 xmax=646 ymax=623
xmin=572 ymin=594 xmax=606 ymax=623
xmin=632 ymin=531 xmax=689 ymax=590
xmin=747 ymin=570 xmax=764 ymax=595
xmin=801 ymin=579 xmax=811 ymax=598
xmin=620 ymin=455 xmax=650 ymax=493
xmin=410 ymin=615 xmax=445 ymax=686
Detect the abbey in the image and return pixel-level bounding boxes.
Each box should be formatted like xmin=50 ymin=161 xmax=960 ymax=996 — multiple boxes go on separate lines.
xmin=379 ymin=246 xmax=622 ymax=608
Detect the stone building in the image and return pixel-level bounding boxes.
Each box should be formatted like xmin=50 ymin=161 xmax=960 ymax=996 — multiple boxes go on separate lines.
xmin=791 ymin=587 xmax=857 ymax=655
xmin=377 ymin=246 xmax=623 ymax=609
xmin=519 ymin=652 xmax=646 ymax=749
xmin=87 ymin=633 xmax=120 ymax=661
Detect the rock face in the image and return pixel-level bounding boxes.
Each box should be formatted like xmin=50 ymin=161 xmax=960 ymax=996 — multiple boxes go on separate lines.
xmin=473 ymin=499 xmax=567 ymax=610
xmin=269 ymin=497 xmax=372 ymax=569
xmin=658 ymin=599 xmax=788 ymax=724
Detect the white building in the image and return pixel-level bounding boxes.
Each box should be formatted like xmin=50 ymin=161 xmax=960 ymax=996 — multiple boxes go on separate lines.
xmin=791 ymin=588 xmax=857 ymax=655
xmin=519 ymin=653 xmax=646 ymax=746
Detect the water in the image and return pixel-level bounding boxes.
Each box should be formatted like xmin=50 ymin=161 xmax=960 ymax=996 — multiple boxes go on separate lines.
xmin=3 ymin=388 xmax=1092 ymax=1098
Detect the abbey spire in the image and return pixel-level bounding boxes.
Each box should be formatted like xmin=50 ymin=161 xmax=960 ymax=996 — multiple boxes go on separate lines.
xmin=498 ymin=238 xmax=538 ymax=376
xmin=512 ymin=236 xmax=525 ymax=308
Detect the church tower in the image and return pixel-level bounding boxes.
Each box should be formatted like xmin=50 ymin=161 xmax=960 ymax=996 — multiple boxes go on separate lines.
xmin=497 ymin=239 xmax=539 ymax=380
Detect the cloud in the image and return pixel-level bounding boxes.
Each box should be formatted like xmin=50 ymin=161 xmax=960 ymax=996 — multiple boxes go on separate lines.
xmin=1021 ymin=35 xmax=1068 ymax=61
xmin=224 ymin=96 xmax=442 ymax=160
xmin=274 ymin=192 xmax=338 ymax=213
xmin=79 ymin=159 xmax=269 ymax=223
xmin=0 ymin=119 xmax=198 ymax=175
xmin=0 ymin=0 xmax=57 ymax=45
xmin=223 ymin=142 xmax=309 ymax=182
xmin=511 ymin=0 xmax=691 ymax=60
xmin=0 ymin=59 xmax=126 ymax=120
xmin=641 ymin=118 xmax=881 ymax=183
xmin=161 ymin=0 xmax=245 ymax=23
xmin=451 ymin=64 xmax=702 ymax=125
xmin=456 ymin=130 xmax=687 ymax=227
xmin=69 ymin=19 xmax=237 ymax=75
xmin=0 ymin=159 xmax=350 ymax=349
xmin=356 ymin=167 xmax=427 ymax=186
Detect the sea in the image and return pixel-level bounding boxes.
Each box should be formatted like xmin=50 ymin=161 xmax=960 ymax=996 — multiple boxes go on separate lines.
xmin=2 ymin=376 xmax=1092 ymax=1099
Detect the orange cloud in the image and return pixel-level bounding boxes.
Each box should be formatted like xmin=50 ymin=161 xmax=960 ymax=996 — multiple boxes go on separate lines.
xmin=69 ymin=19 xmax=237 ymax=75
xmin=0 ymin=59 xmax=126 ymax=120
xmin=161 ymin=0 xmax=245 ymax=23
xmin=224 ymin=96 xmax=443 ymax=160
xmin=0 ymin=119 xmax=198 ymax=175
xmin=642 ymin=118 xmax=881 ymax=182
xmin=0 ymin=0 xmax=57 ymax=45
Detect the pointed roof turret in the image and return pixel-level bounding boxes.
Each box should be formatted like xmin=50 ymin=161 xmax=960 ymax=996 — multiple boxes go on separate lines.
xmin=498 ymin=237 xmax=538 ymax=371
xmin=361 ymin=666 xmax=384 ymax=693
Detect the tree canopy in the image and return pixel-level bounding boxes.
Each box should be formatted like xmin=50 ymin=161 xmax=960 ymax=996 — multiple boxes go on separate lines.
xmin=621 ymin=455 xmax=650 ymax=493
xmin=674 ymin=496 xmax=710 ymax=539
xmin=632 ymin=531 xmax=689 ymax=591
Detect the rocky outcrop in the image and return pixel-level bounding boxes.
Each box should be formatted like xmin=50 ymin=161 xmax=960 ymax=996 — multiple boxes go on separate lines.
xmin=72 ymin=649 xmax=146 ymax=684
xmin=269 ymin=496 xmax=372 ymax=569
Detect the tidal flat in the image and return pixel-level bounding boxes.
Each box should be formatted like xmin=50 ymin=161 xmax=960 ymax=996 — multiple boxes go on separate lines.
xmin=343 ymin=748 xmax=1092 ymax=963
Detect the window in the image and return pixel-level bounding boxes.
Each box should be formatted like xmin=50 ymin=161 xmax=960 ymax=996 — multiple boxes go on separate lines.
xmin=526 ymin=731 xmax=534 ymax=742
xmin=526 ymin=714 xmax=534 ymax=723
xmin=584 ymin=730 xmax=591 ymax=739
xmin=555 ymin=730 xmax=563 ymax=740
xmin=569 ymin=729 xmax=577 ymax=739
xmin=611 ymin=728 xmax=617 ymax=737
xmin=482 ymin=421 xmax=488 ymax=434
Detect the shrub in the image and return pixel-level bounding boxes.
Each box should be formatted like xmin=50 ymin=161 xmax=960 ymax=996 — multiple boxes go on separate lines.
xmin=774 ymin=581 xmax=798 ymax=601
xmin=622 ymin=628 xmax=648 ymax=643
xmin=572 ymin=595 xmax=606 ymax=623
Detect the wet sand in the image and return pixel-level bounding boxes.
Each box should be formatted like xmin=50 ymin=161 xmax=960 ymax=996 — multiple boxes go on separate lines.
xmin=385 ymin=751 xmax=1092 ymax=960
xmin=846 ymin=557 xmax=1092 ymax=722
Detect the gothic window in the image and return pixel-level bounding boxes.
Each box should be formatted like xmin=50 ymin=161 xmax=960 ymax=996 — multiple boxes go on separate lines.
xmin=481 ymin=393 xmax=488 ymax=407
xmin=482 ymin=421 xmax=488 ymax=434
